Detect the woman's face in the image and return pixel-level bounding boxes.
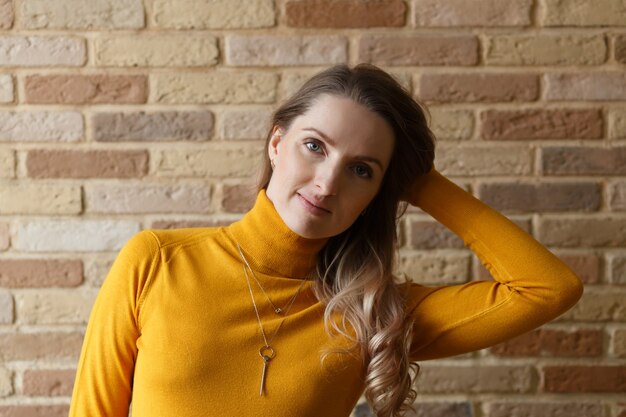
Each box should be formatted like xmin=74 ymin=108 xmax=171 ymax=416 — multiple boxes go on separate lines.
xmin=265 ymin=94 xmax=395 ymax=239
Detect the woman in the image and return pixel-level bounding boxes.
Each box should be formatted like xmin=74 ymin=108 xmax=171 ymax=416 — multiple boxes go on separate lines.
xmin=68 ymin=64 xmax=583 ymax=417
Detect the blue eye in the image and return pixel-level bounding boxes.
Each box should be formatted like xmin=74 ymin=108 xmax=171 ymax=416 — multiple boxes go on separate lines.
xmin=305 ymin=141 xmax=322 ymax=152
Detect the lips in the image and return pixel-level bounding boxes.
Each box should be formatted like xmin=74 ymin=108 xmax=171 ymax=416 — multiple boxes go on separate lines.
xmin=297 ymin=193 xmax=332 ymax=213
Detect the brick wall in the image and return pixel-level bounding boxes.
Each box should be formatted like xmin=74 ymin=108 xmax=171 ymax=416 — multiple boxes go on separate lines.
xmin=0 ymin=0 xmax=624 ymax=416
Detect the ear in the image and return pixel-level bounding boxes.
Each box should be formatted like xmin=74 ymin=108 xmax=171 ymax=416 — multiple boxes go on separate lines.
xmin=268 ymin=125 xmax=284 ymax=161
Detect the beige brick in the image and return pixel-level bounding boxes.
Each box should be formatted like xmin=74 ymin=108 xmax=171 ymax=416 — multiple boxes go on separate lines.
xmin=27 ymin=149 xmax=148 ymax=179
xmin=151 ymin=72 xmax=277 ymax=104
xmin=0 ymin=74 xmax=13 ymax=103
xmin=559 ymin=289 xmax=626 ymax=321
xmin=0 ymin=149 xmax=14 ymax=178
xmin=0 ymin=291 xmax=13 ymax=324
xmin=221 ymin=109 xmax=272 ymax=140
xmin=609 ymin=181 xmax=626 ymax=211
xmin=0 ymin=222 xmax=8 ymax=251
xmin=617 ymin=34 xmax=626 ymax=63
xmin=24 ymin=74 xmax=147 ymax=104
xmin=542 ymin=0 xmax=626 ymax=26
xmin=16 ymin=289 xmax=98 ymax=324
xmin=23 ymin=369 xmax=75 ymax=396
xmin=0 ymin=259 xmax=82 ymax=288
xmin=226 ymin=35 xmax=347 ymax=66
xmin=222 ymin=183 xmax=256 ymax=213
xmin=0 ymin=36 xmax=85 ymax=66
xmin=613 ymin=329 xmax=626 ymax=357
xmin=0 ymin=184 xmax=81 ymax=214
xmin=84 ymin=256 xmax=115 ymax=287
xmin=0 ymin=406 xmax=69 ymax=417
xmin=609 ymin=108 xmax=626 ymax=140
xmin=0 ymin=0 xmax=13 ymax=29
xmin=414 ymin=0 xmax=532 ymax=27
xmin=13 ymin=219 xmax=140 ymax=252
xmin=410 ymin=220 xmax=465 ymax=249
xmin=359 ymin=35 xmax=478 ymax=66
xmin=95 ymin=35 xmax=217 ymax=67
xmin=538 ymin=216 xmax=626 ymax=247
xmin=419 ymin=73 xmax=538 ymax=103
xmin=488 ymin=402 xmax=603 ymax=417
xmin=485 ymin=34 xmax=606 ymax=66
xmin=545 ymin=72 xmax=626 ymax=101
xmin=399 ymin=253 xmax=470 ymax=285
xmin=93 ymin=111 xmax=213 ymax=142
xmin=542 ymin=146 xmax=626 ymax=176
xmin=286 ymin=0 xmax=405 ymax=27
xmin=0 ymin=332 xmax=83 ymax=361
xmin=478 ymin=181 xmax=601 ymax=213
xmin=437 ymin=143 xmax=533 ymax=176
xmin=609 ymin=253 xmax=626 ymax=284
xmin=85 ymin=183 xmax=211 ymax=214
xmin=151 ymin=219 xmax=230 ymax=229
xmin=155 ymin=143 xmax=264 ymax=178
xmin=418 ymin=365 xmax=533 ymax=393
xmin=428 ymin=108 xmax=474 ymax=141
xmin=0 ymin=111 xmax=83 ymax=142
xmin=481 ymin=109 xmax=603 ymax=140
xmin=0 ymin=367 xmax=12 ymax=397
xmin=279 ymin=72 xmax=317 ymax=100
xmin=152 ymin=0 xmax=274 ymax=29
xmin=20 ymin=0 xmax=143 ymax=29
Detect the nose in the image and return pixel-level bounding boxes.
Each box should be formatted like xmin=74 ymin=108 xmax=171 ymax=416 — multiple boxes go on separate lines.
xmin=314 ymin=162 xmax=341 ymax=196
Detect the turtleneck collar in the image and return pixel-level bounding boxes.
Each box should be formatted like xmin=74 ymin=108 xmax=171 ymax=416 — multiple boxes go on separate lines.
xmin=225 ymin=189 xmax=329 ymax=279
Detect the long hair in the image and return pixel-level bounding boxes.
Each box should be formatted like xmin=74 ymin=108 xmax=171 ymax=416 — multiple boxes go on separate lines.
xmin=257 ymin=64 xmax=436 ymax=416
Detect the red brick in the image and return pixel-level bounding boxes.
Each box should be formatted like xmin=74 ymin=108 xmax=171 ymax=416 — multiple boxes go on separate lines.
xmin=222 ymin=183 xmax=256 ymax=213
xmin=490 ymin=328 xmax=603 ymax=357
xmin=24 ymin=74 xmax=147 ymax=104
xmin=0 ymin=405 xmax=69 ymax=417
xmin=559 ymin=253 xmax=601 ymax=285
xmin=488 ymin=402 xmax=603 ymax=417
xmin=413 ymin=0 xmax=532 ymax=27
xmin=22 ymin=369 xmax=75 ymax=396
xmin=419 ymin=73 xmax=538 ymax=103
xmin=0 ymin=259 xmax=82 ymax=288
xmin=0 ymin=332 xmax=83 ymax=361
xmin=478 ymin=181 xmax=601 ymax=212
xmin=359 ymin=35 xmax=478 ymax=66
xmin=27 ymin=149 xmax=148 ymax=179
xmin=542 ymin=146 xmax=626 ymax=176
xmin=545 ymin=72 xmax=626 ymax=101
xmin=617 ymin=35 xmax=626 ymax=64
xmin=543 ymin=366 xmax=626 ymax=392
xmin=0 ymin=0 xmax=13 ymax=29
xmin=481 ymin=109 xmax=603 ymax=140
xmin=285 ymin=0 xmax=406 ymax=28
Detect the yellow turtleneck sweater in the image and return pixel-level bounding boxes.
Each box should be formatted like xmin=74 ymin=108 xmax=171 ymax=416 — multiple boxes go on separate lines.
xmin=68 ymin=169 xmax=583 ymax=417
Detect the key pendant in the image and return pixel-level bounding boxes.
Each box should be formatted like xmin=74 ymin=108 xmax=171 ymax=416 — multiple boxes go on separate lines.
xmin=258 ymin=346 xmax=275 ymax=396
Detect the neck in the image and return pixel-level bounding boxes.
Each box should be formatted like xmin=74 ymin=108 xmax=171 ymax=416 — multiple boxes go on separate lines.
xmin=226 ymin=189 xmax=329 ymax=278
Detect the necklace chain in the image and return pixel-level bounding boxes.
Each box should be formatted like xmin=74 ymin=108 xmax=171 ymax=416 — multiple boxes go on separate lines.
xmin=236 ymin=243 xmax=307 ymax=315
xmin=235 ymin=243 xmax=309 ymax=396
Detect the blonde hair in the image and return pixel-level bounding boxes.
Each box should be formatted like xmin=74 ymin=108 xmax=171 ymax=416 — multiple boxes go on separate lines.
xmin=258 ymin=64 xmax=436 ymax=416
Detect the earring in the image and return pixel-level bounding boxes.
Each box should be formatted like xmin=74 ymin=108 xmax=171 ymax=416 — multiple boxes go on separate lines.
xmin=270 ymin=159 xmax=276 ymax=170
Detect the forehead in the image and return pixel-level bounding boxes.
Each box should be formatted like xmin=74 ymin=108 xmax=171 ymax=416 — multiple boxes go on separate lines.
xmin=290 ymin=94 xmax=395 ymax=156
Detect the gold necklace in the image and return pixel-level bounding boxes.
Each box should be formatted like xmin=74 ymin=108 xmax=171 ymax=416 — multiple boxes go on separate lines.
xmin=236 ymin=243 xmax=309 ymax=396
xmin=237 ymin=244 xmax=309 ymax=315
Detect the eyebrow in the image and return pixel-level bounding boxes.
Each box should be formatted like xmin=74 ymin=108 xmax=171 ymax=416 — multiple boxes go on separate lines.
xmin=302 ymin=127 xmax=385 ymax=171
